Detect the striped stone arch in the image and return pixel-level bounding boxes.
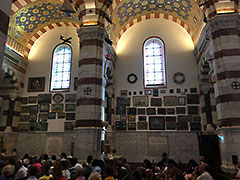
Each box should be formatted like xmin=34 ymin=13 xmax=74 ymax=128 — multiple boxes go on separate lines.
xmin=23 ymin=21 xmax=80 ymax=58
xmin=116 ymin=13 xmax=194 ymax=45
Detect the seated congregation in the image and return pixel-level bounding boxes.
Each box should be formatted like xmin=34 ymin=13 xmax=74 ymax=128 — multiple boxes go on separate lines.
xmin=0 ymin=152 xmax=232 ymax=180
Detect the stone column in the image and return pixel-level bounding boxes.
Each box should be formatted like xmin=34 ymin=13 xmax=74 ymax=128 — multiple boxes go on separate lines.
xmin=207 ymin=13 xmax=240 ymax=172
xmin=75 ymin=26 xmax=105 ymax=159
xmin=0 ymin=0 xmax=12 ymax=80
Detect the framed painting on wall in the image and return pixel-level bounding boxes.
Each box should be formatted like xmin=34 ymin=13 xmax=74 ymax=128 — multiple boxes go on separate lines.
xmin=51 ymin=104 xmax=64 ymax=112
xmin=18 ymin=123 xmax=29 ymax=132
xmin=164 ymin=96 xmax=177 ymax=106
xmin=65 ymin=104 xmax=76 ymax=112
xmin=28 ymin=96 xmax=37 ymax=104
xmin=116 ymin=97 xmax=130 ymax=106
xmin=21 ymin=106 xmax=29 ymax=113
xmin=40 ymin=104 xmax=49 ymax=112
xmin=65 ymin=94 xmax=77 ymax=102
xmin=28 ymin=77 xmax=45 ymax=92
xmin=38 ymin=94 xmax=52 ymax=104
xmin=149 ymin=116 xmax=165 ymax=130
xmin=39 ymin=114 xmax=48 ymax=123
xmin=133 ymin=96 xmax=148 ymax=106
xmin=29 ymin=105 xmax=38 ymax=114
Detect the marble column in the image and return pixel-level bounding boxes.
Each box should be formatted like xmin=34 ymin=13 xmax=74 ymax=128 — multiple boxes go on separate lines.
xmin=0 ymin=0 xmax=12 ymax=80
xmin=207 ymin=13 xmax=240 ymax=172
xmin=75 ymin=26 xmax=105 ymax=159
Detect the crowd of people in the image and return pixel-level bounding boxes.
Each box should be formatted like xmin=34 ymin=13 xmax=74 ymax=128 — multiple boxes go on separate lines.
xmin=0 ymin=152 xmax=233 ymax=180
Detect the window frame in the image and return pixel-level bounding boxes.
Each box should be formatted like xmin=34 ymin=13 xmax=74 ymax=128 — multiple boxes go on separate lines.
xmin=142 ymin=36 xmax=167 ymax=89
xmin=50 ymin=43 xmax=73 ymax=92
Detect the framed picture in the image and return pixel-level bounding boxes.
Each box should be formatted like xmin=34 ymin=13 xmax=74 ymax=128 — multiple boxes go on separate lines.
xmin=21 ymin=97 xmax=28 ymax=104
xmin=115 ymin=121 xmax=126 ymax=131
xmin=36 ymin=122 xmax=48 ymax=131
xmin=29 ymin=105 xmax=38 ymax=114
xmin=29 ymin=123 xmax=36 ymax=131
xmin=38 ymin=114 xmax=48 ymax=123
xmin=144 ymin=90 xmax=152 ymax=95
xmin=137 ymin=108 xmax=145 ymax=115
xmin=166 ymin=122 xmax=176 ymax=130
xmin=166 ymin=116 xmax=177 ymax=122
xmin=65 ymin=104 xmax=76 ymax=111
xmin=167 ymin=108 xmax=175 ymax=114
xmin=19 ymin=115 xmax=29 ymax=122
xmin=151 ymin=98 xmax=162 ymax=106
xmin=116 ymin=97 xmax=130 ymax=106
xmin=21 ymin=106 xmax=29 ymax=113
xmin=147 ymin=108 xmax=156 ymax=115
xmin=53 ymin=93 xmax=64 ymax=103
xmin=176 ymin=107 xmax=186 ymax=114
xmin=128 ymin=123 xmax=136 ymax=130
xmin=74 ymin=77 xmax=78 ymax=91
xmin=116 ymin=106 xmax=126 ymax=115
xmin=18 ymin=123 xmax=29 ymax=131
xmin=127 ymin=108 xmax=137 ymax=115
xmin=137 ymin=121 xmax=148 ymax=130
xmin=160 ymin=90 xmax=166 ymax=94
xmin=51 ymin=104 xmax=64 ymax=112
xmin=128 ymin=115 xmax=136 ymax=122
xmin=187 ymin=94 xmax=200 ymax=104
xmin=28 ymin=96 xmax=37 ymax=104
xmin=48 ymin=112 xmax=56 ymax=119
xmin=138 ymin=116 xmax=147 ymax=121
xmin=190 ymin=88 xmax=198 ymax=93
xmin=58 ymin=112 xmax=66 ymax=119
xmin=133 ymin=96 xmax=148 ymax=106
xmin=187 ymin=106 xmax=199 ymax=115
xmin=115 ymin=115 xmax=120 ymax=121
xmin=120 ymin=90 xmax=128 ymax=97
xmin=39 ymin=104 xmax=49 ymax=112
xmin=65 ymin=94 xmax=77 ymax=102
xmin=178 ymin=116 xmax=187 ymax=122
xmin=28 ymin=77 xmax=45 ymax=92
xmin=164 ymin=96 xmax=177 ymax=106
xmin=178 ymin=96 xmax=186 ymax=106
xmin=120 ymin=115 xmax=127 ymax=121
xmin=193 ymin=115 xmax=201 ymax=123
xmin=177 ymin=122 xmax=189 ymax=130
xmin=66 ymin=113 xmax=75 ymax=120
xmin=190 ymin=122 xmax=201 ymax=131
xmin=29 ymin=114 xmax=37 ymax=122
xmin=65 ymin=122 xmax=74 ymax=130
xmin=153 ymin=89 xmax=159 ymax=96
xmin=149 ymin=116 xmax=165 ymax=130
xmin=38 ymin=94 xmax=52 ymax=104
xmin=157 ymin=108 xmax=166 ymax=115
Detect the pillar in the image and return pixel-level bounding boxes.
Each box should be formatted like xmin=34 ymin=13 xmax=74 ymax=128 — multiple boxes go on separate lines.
xmin=75 ymin=25 xmax=105 ymax=159
xmin=207 ymin=10 xmax=240 ymax=172
xmin=0 ymin=0 xmax=12 ymax=80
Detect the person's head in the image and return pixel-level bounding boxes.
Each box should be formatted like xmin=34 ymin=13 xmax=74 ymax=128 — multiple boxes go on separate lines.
xmin=28 ymin=166 xmax=38 ymax=177
xmin=41 ymin=161 xmax=50 ymax=176
xmin=104 ymin=166 xmax=114 ymax=177
xmin=198 ymin=162 xmax=208 ymax=173
xmin=23 ymin=153 xmax=29 ymax=159
xmin=199 ymin=156 xmax=205 ymax=163
xmin=32 ymin=156 xmax=39 ymax=164
xmin=15 ymin=160 xmax=23 ymax=170
xmin=143 ymin=159 xmax=152 ymax=169
xmin=162 ymin=153 xmax=168 ymax=160
xmin=69 ymin=157 xmax=78 ymax=166
xmin=43 ymin=154 xmax=49 ymax=161
xmin=52 ymin=160 xmax=63 ymax=180
xmin=61 ymin=159 xmax=69 ymax=170
xmin=91 ymin=159 xmax=99 ymax=167
xmin=88 ymin=172 xmax=102 ymax=180
xmin=51 ymin=155 xmax=57 ymax=161
xmin=87 ymin=155 xmax=93 ymax=164
xmin=74 ymin=167 xmax=85 ymax=178
xmin=60 ymin=152 xmax=67 ymax=159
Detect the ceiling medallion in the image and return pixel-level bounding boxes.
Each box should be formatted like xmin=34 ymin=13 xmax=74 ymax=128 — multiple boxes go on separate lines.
xmin=173 ymin=72 xmax=185 ymax=84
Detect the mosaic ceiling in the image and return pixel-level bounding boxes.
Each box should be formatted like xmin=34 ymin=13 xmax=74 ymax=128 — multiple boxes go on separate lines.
xmin=112 ymin=0 xmax=203 ymax=41
xmin=8 ymin=0 xmax=204 ymax=56
xmin=9 ymin=0 xmax=79 ymax=46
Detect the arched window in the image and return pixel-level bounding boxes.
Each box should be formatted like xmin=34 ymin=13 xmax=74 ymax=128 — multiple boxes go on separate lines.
xmin=50 ymin=44 xmax=72 ymax=92
xmin=143 ymin=37 xmax=166 ymax=88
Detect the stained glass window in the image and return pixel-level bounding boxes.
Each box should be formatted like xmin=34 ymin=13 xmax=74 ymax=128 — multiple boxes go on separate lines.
xmin=50 ymin=44 xmax=72 ymax=91
xmin=143 ymin=37 xmax=166 ymax=88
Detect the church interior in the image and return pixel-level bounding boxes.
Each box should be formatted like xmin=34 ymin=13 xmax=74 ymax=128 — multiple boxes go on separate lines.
xmin=0 ymin=0 xmax=240 ymax=176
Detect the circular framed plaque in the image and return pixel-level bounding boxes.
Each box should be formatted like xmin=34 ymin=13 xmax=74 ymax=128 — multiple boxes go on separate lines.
xmin=53 ymin=93 xmax=64 ymax=103
xmin=173 ymin=72 xmax=185 ymax=84
xmin=127 ymin=73 xmax=137 ymax=84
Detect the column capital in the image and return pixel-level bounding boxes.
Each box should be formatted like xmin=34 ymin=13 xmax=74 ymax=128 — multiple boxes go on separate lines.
xmin=77 ymin=26 xmax=106 ymax=42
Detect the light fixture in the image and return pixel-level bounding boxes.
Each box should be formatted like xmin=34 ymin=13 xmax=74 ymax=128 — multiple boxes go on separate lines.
xmin=60 ymin=0 xmax=76 ymax=17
